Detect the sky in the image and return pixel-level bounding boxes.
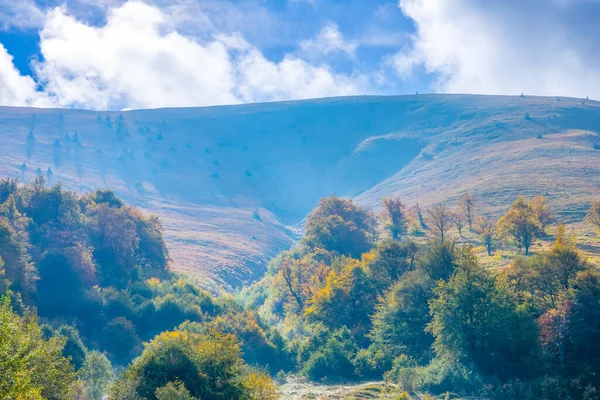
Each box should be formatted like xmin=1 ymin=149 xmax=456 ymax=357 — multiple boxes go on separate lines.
xmin=0 ymin=0 xmax=599 ymax=110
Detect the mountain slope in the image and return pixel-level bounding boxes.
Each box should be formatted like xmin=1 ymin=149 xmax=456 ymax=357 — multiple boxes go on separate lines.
xmin=1 ymin=94 xmax=599 ymax=290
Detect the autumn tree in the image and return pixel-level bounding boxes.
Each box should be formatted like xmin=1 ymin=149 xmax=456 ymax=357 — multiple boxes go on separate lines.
xmin=508 ymin=225 xmax=588 ymax=310
xmin=531 ymin=195 xmax=556 ymax=231
xmin=536 ymin=270 xmax=600 ymax=393
xmin=587 ymin=201 xmax=600 ymax=232
xmin=458 ymin=193 xmax=475 ymax=230
xmin=380 ymin=196 xmax=408 ymax=240
xmin=449 ymin=212 xmax=466 ymax=238
xmin=112 ymin=329 xmax=276 ymax=400
xmin=278 ymin=257 xmax=311 ymax=311
xmin=304 ymin=195 xmax=377 ymax=258
xmin=427 ymin=204 xmax=451 ymax=242
xmin=476 ymin=218 xmax=498 ymax=256
xmin=306 ymin=260 xmax=378 ymax=341
xmin=498 ymin=197 xmax=544 ymax=255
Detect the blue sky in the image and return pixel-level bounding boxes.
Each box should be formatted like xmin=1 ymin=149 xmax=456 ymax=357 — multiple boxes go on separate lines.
xmin=0 ymin=0 xmax=599 ymax=110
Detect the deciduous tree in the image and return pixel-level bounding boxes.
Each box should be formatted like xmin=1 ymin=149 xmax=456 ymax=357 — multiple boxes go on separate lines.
xmin=0 ymin=296 xmax=76 ymax=399
xmin=427 ymin=251 xmax=539 ymax=380
xmin=476 ymin=218 xmax=498 ymax=256
xmin=427 ymin=204 xmax=451 ymax=242
xmin=450 ymin=212 xmax=466 ymax=238
xmin=587 ymin=201 xmax=600 ymax=232
xmin=531 ymin=195 xmax=556 ymax=231
xmin=498 ymin=197 xmax=543 ymax=255
xmin=380 ymin=196 xmax=408 ymax=240
xmin=458 ymin=193 xmax=475 ymax=230
xmin=304 ymin=195 xmax=377 ymax=258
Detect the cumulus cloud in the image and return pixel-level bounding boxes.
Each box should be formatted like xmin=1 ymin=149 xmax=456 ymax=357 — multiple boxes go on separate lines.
xmin=0 ymin=0 xmax=45 ymax=30
xmin=236 ymin=48 xmax=360 ymax=103
xmin=394 ymin=0 xmax=600 ymax=98
xmin=0 ymin=44 xmax=52 ymax=107
xmin=300 ymin=22 xmax=358 ymax=59
xmin=0 ymin=0 xmax=365 ymax=109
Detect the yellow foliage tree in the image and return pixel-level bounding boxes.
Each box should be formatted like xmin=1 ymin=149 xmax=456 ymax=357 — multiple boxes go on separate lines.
xmin=498 ymin=197 xmax=543 ymax=255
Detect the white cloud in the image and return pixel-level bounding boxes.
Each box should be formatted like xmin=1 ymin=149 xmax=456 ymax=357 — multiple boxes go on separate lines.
xmin=0 ymin=0 xmax=365 ymax=110
xmin=236 ymin=49 xmax=361 ymax=103
xmin=0 ymin=44 xmax=52 ymax=107
xmin=394 ymin=0 xmax=600 ymax=98
xmin=300 ymin=22 xmax=358 ymax=59
xmin=35 ymin=2 xmax=238 ymax=109
xmin=0 ymin=0 xmax=45 ymax=30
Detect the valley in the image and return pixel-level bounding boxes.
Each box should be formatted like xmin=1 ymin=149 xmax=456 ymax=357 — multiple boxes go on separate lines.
xmin=1 ymin=94 xmax=599 ymax=290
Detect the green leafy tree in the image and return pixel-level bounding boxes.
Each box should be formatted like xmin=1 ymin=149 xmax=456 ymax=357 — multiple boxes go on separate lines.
xmin=419 ymin=240 xmax=457 ymax=281
xmin=0 ymin=295 xmax=76 ymax=399
xmin=304 ymin=195 xmax=377 ymax=258
xmin=370 ymin=270 xmax=435 ymax=363
xmin=0 ymin=177 xmax=18 ymax=204
xmin=0 ymin=255 xmax=8 ymax=293
xmin=79 ymin=351 xmax=114 ymax=400
xmin=299 ymin=326 xmax=358 ymax=382
xmin=57 ymin=325 xmax=88 ymax=370
xmin=156 ymin=381 xmax=197 ymax=400
xmin=111 ymin=329 xmax=277 ymax=400
xmin=100 ymin=317 xmax=142 ymax=365
xmin=366 ymin=239 xmax=418 ymax=290
xmin=498 ymin=196 xmax=544 ymax=255
xmin=427 ymin=250 xmax=540 ymax=380
xmin=0 ymin=217 xmax=36 ymax=297
xmin=566 ymin=270 xmax=600 ymax=384
xmin=380 ymin=196 xmax=408 ymax=240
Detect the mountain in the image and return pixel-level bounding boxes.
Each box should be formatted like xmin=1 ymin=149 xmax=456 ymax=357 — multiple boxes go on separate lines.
xmin=1 ymin=94 xmax=599 ymax=290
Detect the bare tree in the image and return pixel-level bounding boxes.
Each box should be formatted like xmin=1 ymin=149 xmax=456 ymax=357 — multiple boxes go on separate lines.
xmin=450 ymin=212 xmax=467 ymax=238
xmin=459 ymin=193 xmax=476 ymax=230
xmin=380 ymin=196 xmax=408 ymax=240
xmin=415 ymin=203 xmax=427 ymax=229
xmin=427 ymin=204 xmax=451 ymax=242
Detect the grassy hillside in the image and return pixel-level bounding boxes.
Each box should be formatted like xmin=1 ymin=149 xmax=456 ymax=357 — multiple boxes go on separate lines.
xmin=0 ymin=94 xmax=599 ymax=289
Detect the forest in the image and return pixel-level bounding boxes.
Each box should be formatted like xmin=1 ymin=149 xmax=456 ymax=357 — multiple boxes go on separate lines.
xmin=1 ymin=176 xmax=600 ymax=399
